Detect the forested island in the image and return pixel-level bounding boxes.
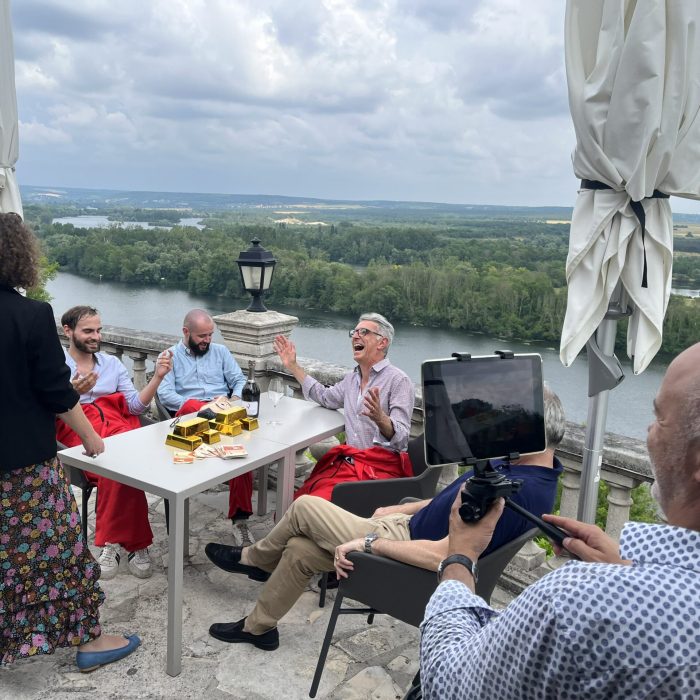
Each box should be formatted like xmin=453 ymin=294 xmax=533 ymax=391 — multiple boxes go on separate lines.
xmin=24 ymin=200 xmax=700 ymax=358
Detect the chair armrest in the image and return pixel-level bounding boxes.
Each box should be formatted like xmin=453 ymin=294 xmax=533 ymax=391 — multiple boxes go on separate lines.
xmin=341 ymin=551 xmax=437 ymax=627
xmin=332 ymin=477 xmax=430 ymax=517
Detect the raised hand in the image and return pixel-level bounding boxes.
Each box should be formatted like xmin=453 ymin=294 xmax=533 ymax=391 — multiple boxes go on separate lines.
xmin=155 ymin=349 xmax=173 ymax=379
xmin=273 ymin=334 xmax=297 ymax=369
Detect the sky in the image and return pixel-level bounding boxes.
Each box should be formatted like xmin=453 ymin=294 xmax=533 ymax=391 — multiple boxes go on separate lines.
xmin=8 ymin=0 xmax=700 ymax=213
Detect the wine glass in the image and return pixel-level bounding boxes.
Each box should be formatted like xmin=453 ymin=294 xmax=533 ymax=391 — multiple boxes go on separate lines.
xmin=267 ymin=377 xmax=285 ymax=425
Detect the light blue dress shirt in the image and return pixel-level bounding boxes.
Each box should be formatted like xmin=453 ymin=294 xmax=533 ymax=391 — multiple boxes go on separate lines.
xmin=420 ymin=522 xmax=700 ymax=699
xmin=157 ymin=341 xmax=246 ymax=413
xmin=63 ymin=350 xmax=146 ymax=414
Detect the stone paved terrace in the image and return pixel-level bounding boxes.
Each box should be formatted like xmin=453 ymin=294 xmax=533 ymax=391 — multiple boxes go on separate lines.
xmin=1 ymin=483 xmax=514 ymax=700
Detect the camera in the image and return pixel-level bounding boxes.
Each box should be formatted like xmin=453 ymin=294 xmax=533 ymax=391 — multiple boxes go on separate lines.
xmin=458 ymin=459 xmax=523 ymax=522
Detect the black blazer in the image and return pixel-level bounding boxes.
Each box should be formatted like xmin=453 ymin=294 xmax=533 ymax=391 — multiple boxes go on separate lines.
xmin=0 ymin=285 xmax=79 ymax=472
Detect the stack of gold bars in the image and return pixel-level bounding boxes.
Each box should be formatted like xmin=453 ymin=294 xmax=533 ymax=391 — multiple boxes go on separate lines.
xmin=165 ymin=406 xmax=259 ymax=451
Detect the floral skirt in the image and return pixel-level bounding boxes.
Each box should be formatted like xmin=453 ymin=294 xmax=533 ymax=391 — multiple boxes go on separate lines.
xmin=0 ymin=458 xmax=104 ymax=664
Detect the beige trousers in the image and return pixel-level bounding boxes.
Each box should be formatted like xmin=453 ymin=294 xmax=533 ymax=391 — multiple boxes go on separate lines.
xmin=244 ymin=495 xmax=412 ymax=634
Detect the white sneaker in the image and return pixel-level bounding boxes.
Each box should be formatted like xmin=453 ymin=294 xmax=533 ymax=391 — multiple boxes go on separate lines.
xmin=127 ymin=548 xmax=153 ymax=579
xmin=235 ymin=521 xmax=256 ymax=548
xmin=98 ymin=543 xmax=120 ymax=580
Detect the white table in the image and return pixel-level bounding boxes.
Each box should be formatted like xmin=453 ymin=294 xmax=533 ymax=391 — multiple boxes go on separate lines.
xmin=58 ymin=395 xmax=344 ymax=676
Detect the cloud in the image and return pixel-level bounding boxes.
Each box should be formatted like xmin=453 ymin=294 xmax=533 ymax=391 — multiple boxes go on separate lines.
xmin=18 ymin=120 xmax=71 ymax=145
xmin=7 ymin=0 xmax=700 ymax=213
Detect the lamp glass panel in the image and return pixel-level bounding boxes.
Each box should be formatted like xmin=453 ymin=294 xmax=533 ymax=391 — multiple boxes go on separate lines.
xmin=241 ymin=265 xmax=262 ymax=290
xmin=261 ymin=264 xmax=275 ymax=290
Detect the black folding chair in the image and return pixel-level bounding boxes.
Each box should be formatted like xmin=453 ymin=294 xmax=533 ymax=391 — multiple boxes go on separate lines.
xmin=309 ymin=527 xmax=539 ymax=697
xmin=318 ymin=434 xmax=442 ymax=606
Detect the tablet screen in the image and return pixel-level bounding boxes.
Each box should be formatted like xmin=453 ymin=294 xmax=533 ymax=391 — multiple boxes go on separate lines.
xmin=421 ymin=354 xmax=546 ymax=466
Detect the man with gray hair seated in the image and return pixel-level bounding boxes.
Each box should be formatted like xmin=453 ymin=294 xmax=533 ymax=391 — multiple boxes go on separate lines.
xmin=271 ymin=312 xmax=416 ymax=501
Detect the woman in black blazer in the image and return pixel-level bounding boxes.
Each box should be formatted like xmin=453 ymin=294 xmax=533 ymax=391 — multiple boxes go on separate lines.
xmin=0 ymin=213 xmax=140 ymax=671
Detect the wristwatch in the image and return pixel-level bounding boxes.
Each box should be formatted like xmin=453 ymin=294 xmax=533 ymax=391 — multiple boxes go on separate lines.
xmin=437 ymin=554 xmax=478 ymax=583
xmin=364 ymin=532 xmax=379 ymax=554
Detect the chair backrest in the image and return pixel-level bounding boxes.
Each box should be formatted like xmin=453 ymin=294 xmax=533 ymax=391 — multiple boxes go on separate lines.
xmin=154 ymin=393 xmax=174 ymax=420
xmin=407 ymin=434 xmax=428 ymax=476
xmin=330 ymin=433 xmax=441 ymax=515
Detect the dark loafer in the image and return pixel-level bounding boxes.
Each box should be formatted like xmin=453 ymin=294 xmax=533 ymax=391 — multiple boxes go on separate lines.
xmin=209 ymin=618 xmax=279 ymax=651
xmin=76 ymin=634 xmax=141 ymax=672
xmin=204 ymin=542 xmax=270 ymax=581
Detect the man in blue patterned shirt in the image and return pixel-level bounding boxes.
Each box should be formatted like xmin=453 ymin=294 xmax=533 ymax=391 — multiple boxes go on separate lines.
xmin=420 ymin=342 xmax=700 ymax=699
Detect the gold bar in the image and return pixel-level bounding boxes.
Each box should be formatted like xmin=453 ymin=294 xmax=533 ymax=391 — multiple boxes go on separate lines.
xmin=165 ymin=433 xmax=203 ymax=450
xmin=214 ymin=407 xmax=247 ymax=424
xmin=201 ymin=429 xmax=221 ymax=444
xmin=211 ymin=420 xmax=242 ymax=436
xmin=173 ymin=417 xmax=210 ymax=437
xmin=241 ymin=417 xmax=259 ymax=431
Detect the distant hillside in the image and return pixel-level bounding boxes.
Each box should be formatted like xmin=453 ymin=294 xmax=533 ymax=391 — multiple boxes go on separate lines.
xmin=20 ymin=184 xmax=574 ymax=220
xmin=20 ymin=183 xmax=700 ymax=223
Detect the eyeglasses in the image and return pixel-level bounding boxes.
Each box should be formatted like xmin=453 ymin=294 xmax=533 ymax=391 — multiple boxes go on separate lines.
xmin=348 ymin=328 xmax=384 ymax=339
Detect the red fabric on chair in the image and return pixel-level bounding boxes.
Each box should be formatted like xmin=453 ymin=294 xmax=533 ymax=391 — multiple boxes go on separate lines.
xmin=293 ymin=444 xmax=414 ymax=502
xmin=56 ymin=393 xmax=153 ymax=551
xmin=174 ymin=399 xmax=253 ymax=519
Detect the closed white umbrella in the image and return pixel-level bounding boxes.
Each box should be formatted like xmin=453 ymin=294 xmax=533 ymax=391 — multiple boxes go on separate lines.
xmin=0 ymin=0 xmax=22 ymax=216
xmin=561 ymin=0 xmax=700 ymax=521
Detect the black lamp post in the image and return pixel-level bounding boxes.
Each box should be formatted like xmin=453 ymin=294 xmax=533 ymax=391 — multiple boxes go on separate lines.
xmin=236 ymin=237 xmax=277 ymax=312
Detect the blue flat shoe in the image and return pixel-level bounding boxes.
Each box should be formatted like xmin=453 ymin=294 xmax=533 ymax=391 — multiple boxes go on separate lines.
xmin=76 ymin=634 xmax=141 ymax=672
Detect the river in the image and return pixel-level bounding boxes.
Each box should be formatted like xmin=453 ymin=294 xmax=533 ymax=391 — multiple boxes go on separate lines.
xmin=46 ymin=271 xmax=666 ymax=440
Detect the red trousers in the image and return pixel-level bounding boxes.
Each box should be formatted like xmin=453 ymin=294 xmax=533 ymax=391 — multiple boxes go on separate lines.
xmin=56 ymin=393 xmax=153 ymax=552
xmin=176 ymin=399 xmax=253 ymax=519
xmin=294 ymin=444 xmax=414 ymax=501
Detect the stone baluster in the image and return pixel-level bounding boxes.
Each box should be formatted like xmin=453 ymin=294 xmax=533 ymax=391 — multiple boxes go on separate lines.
xmin=601 ymin=471 xmax=638 ymax=540
xmin=126 ymin=351 xmax=148 ymax=390
xmin=545 ymin=454 xmax=581 ymax=571
xmin=557 ymin=459 xmax=581 ymax=520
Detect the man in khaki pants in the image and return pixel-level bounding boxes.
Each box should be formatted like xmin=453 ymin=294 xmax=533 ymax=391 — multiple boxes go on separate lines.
xmin=204 ymin=387 xmax=566 ymax=650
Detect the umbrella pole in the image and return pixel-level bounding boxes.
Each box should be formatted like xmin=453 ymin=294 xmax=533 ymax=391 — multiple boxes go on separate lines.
xmin=578 ymin=289 xmax=628 ymax=523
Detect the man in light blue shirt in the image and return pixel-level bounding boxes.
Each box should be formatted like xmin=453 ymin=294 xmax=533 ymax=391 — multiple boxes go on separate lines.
xmin=157 ymin=309 xmax=245 ymax=414
xmin=157 ymin=309 xmax=252 ymax=539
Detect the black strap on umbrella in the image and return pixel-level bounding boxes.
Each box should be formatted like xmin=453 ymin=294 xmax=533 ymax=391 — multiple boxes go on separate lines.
xmin=580 ymin=179 xmax=670 ymax=288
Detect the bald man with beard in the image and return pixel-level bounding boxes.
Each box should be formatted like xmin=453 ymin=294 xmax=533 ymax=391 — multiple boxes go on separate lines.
xmin=157 ymin=309 xmax=255 ymax=542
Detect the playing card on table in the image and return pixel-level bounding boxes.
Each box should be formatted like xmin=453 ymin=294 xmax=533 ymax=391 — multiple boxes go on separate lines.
xmin=173 ymin=451 xmax=194 ymax=464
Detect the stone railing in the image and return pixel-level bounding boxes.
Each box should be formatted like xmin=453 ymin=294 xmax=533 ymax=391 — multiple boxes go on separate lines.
xmin=56 ymin=323 xmax=655 ymax=542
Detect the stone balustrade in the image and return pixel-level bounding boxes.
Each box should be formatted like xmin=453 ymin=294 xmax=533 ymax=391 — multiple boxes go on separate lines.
xmin=56 ymin=322 xmax=656 ymax=547
xmin=55 ymin=320 xmax=179 ymax=390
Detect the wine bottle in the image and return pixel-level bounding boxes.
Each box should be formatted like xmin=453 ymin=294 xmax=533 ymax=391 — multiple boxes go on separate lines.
xmin=241 ymin=360 xmax=260 ymax=418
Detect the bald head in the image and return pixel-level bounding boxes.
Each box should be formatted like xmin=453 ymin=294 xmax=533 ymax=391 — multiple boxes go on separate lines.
xmin=647 ymin=342 xmax=700 ymax=529
xmin=182 ymin=309 xmax=215 ymax=357
xmin=183 ymin=309 xmax=213 ymax=330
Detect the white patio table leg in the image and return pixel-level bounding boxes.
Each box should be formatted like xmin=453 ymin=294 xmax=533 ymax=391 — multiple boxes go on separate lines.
xmin=276 ymin=451 xmax=296 ymax=516
xmin=166 ymin=494 xmax=184 ymax=676
xmin=184 ymin=497 xmax=190 ymax=558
